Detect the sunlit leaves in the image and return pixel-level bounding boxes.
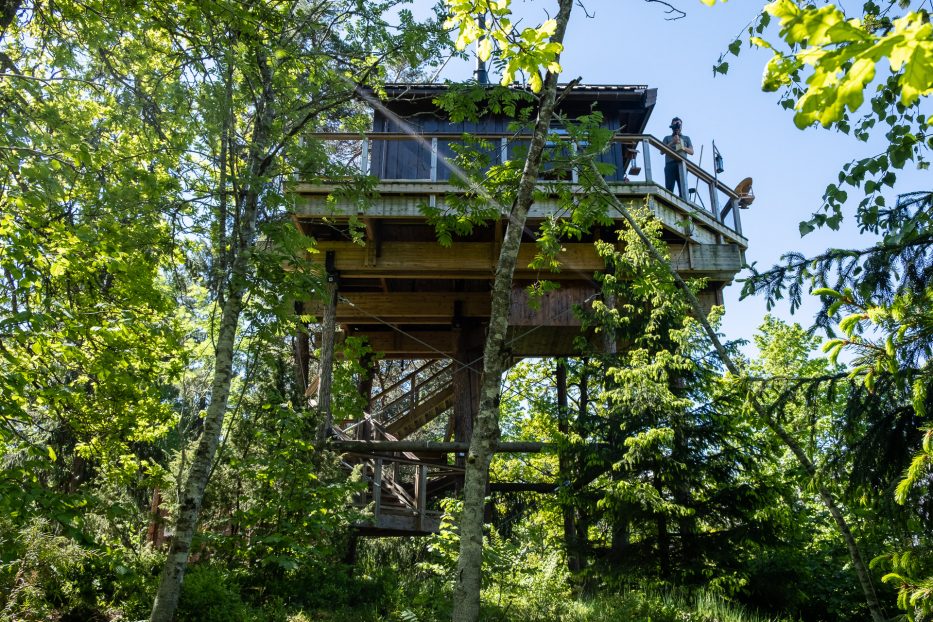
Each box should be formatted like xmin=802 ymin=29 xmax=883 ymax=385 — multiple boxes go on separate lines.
xmin=443 ymin=0 xmax=564 ymax=91
xmin=755 ymin=0 xmax=932 ymax=129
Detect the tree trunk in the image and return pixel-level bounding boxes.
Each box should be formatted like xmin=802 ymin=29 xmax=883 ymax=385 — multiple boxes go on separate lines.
xmin=149 ymin=51 xmax=274 ymax=622
xmin=654 ymin=468 xmax=671 ymax=578
xmin=150 ymin=275 xmax=247 ymax=622
xmin=452 ymin=4 xmax=574 ymax=620
xmin=588 ymin=170 xmax=886 ymax=622
xmin=316 ymin=276 xmax=338 ymax=443
xmin=357 ymin=351 xmax=375 ymax=410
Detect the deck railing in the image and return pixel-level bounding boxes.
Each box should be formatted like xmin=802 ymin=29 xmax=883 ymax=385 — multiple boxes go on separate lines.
xmin=303 ymin=132 xmax=746 ymax=236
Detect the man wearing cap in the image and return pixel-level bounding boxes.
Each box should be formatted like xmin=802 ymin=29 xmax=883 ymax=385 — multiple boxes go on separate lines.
xmin=662 ymin=117 xmax=693 ymax=194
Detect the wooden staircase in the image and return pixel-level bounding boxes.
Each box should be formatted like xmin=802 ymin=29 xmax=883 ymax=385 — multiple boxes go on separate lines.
xmin=386 ymin=383 xmax=454 ymax=438
xmin=334 ymin=361 xmax=462 ymax=536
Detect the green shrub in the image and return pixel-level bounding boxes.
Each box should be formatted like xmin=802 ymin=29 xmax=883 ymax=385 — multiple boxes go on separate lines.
xmin=0 ymin=518 xmax=99 ymax=621
xmin=176 ymin=564 xmax=249 ymax=622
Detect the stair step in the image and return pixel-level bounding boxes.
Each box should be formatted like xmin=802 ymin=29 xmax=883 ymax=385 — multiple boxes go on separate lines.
xmin=386 ymin=385 xmax=455 ymax=439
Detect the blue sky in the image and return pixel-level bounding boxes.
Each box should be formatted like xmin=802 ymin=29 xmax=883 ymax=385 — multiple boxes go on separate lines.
xmin=408 ymin=0 xmax=927 ymax=349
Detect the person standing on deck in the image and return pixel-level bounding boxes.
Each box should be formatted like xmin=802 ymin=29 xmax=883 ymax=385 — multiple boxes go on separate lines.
xmin=662 ymin=117 xmax=693 ymax=194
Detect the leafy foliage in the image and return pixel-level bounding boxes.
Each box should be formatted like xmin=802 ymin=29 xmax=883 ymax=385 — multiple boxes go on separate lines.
xmin=719 ymin=0 xmax=930 ymax=234
xmin=444 ymin=0 xmax=565 ymax=91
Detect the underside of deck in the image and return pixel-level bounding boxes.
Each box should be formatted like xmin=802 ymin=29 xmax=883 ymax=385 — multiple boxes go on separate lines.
xmin=298 ymin=168 xmax=750 ymax=536
xmin=294 ymin=180 xmax=746 ymax=358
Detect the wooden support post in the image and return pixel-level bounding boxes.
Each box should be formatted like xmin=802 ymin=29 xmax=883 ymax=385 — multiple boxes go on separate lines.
xmin=373 ymin=458 xmax=383 ymax=522
xmin=412 ymin=364 xmax=421 ymax=407
xmin=732 ymin=201 xmax=743 ymax=236
xmin=293 ymin=301 xmax=311 ymax=397
xmin=316 ymin=253 xmax=339 ymax=443
xmin=452 ymin=324 xmax=483 ymax=467
xmin=556 ymin=360 xmax=581 ymax=574
xmin=415 ymin=463 xmax=428 ymax=531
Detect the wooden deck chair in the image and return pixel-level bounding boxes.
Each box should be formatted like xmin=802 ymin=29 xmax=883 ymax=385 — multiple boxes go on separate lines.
xmin=720 ymin=177 xmax=754 ymax=222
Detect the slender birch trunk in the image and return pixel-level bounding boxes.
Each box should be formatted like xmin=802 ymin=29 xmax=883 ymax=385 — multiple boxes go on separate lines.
xmin=316 ymin=278 xmax=338 ymax=443
xmin=589 ymin=171 xmax=886 ymax=622
xmin=149 ymin=51 xmax=275 ymax=622
xmin=451 ymin=3 xmax=574 ymax=620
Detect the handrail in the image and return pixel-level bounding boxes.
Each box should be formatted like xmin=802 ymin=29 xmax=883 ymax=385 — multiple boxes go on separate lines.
xmin=633 ymin=135 xmax=737 ymax=200
xmin=305 ymin=132 xmax=736 ymax=195
xmin=302 ymin=131 xmax=745 ymax=236
xmin=370 ymin=360 xmax=436 ymax=403
xmin=372 ymin=360 xmax=453 ymax=424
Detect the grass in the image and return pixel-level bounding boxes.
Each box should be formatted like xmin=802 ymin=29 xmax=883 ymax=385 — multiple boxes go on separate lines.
xmin=293 ymin=586 xmax=800 ymax=622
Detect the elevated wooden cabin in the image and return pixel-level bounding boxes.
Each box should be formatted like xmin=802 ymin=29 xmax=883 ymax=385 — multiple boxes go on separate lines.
xmin=292 ymin=83 xmax=750 ymax=535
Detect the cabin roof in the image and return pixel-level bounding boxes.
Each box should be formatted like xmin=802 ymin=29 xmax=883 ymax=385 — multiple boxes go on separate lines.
xmin=374 ymin=82 xmax=656 ymax=103
xmin=363 ymin=82 xmax=658 ymax=135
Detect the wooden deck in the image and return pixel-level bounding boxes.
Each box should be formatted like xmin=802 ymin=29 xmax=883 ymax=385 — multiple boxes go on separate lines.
xmin=292 ymin=180 xmax=747 ymax=248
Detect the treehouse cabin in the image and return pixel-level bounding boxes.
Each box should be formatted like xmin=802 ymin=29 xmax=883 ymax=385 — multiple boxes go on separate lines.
xmin=292 ymin=83 xmax=750 ymax=536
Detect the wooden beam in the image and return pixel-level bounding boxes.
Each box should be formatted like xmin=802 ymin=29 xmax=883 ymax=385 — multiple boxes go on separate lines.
xmin=355 ymin=512 xmax=441 ymax=535
xmin=312 ymin=241 xmax=605 ymax=279
xmin=331 ymin=440 xmax=550 ymax=453
xmin=310 ymin=241 xmax=741 ymax=281
xmin=311 ymin=287 xmax=598 ymax=327
xmin=293 ymin=181 xmax=749 ymax=248
xmin=348 ymin=329 xmax=456 ymax=357
xmin=317 ymin=292 xmax=491 ymax=323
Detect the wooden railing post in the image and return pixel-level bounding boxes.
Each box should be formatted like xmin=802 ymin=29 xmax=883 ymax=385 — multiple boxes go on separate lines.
xmin=642 ymin=138 xmax=653 ymax=184
xmin=732 ymin=202 xmax=743 ymax=236
xmin=709 ymin=180 xmax=720 ymax=222
xmin=430 ymin=136 xmax=438 ymax=208
xmin=570 ymin=142 xmax=579 ymax=184
xmin=361 ymin=136 xmax=369 ymax=176
xmin=678 ymin=161 xmax=688 ymax=201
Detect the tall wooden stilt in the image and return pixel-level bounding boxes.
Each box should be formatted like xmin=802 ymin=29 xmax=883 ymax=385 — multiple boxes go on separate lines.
xmin=556 ymin=360 xmax=582 ymax=575
xmin=293 ymin=301 xmax=312 ymax=406
xmin=452 ymin=323 xmax=483 ymax=468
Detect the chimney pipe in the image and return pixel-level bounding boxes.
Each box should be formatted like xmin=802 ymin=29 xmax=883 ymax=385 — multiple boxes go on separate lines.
xmin=474 ymin=13 xmax=489 ymax=85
